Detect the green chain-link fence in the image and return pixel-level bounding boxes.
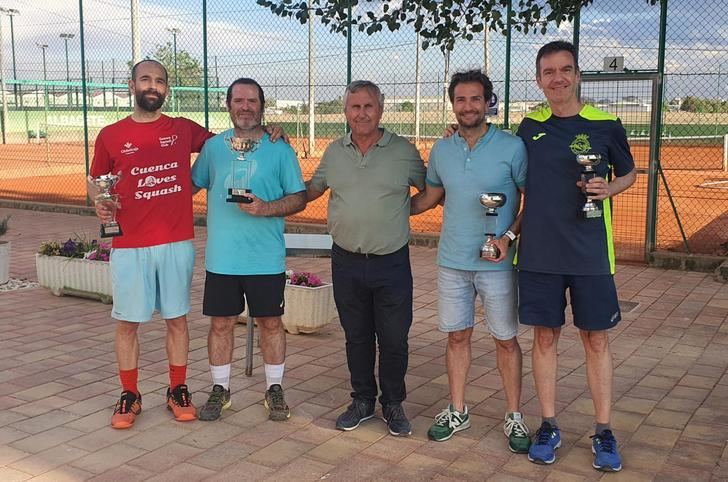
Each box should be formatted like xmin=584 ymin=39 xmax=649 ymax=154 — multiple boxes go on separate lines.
xmin=0 ymin=1 xmax=725 ymax=260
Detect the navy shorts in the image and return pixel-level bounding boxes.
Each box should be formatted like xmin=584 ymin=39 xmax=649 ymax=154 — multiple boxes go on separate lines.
xmin=518 ymin=271 xmax=621 ymax=331
xmin=203 ymin=271 xmax=285 ymax=318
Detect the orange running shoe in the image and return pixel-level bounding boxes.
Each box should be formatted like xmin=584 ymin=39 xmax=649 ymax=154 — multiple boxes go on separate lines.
xmin=167 ymin=384 xmax=197 ymax=421
xmin=111 ymin=390 xmax=142 ymax=429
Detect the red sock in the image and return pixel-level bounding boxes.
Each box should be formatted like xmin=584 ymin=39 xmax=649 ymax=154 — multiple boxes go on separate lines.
xmin=169 ymin=364 xmax=187 ymax=389
xmin=119 ymin=368 xmax=139 ymax=395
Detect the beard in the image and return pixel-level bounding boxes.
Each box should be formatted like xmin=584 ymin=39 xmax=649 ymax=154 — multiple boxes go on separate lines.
xmin=456 ymin=112 xmax=485 ymax=129
xmin=135 ymin=89 xmax=165 ymax=112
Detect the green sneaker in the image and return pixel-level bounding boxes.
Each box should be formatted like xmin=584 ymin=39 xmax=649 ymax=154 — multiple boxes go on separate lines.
xmin=428 ymin=404 xmax=470 ymax=442
xmin=199 ymin=384 xmax=231 ymax=421
xmin=504 ymin=412 xmax=531 ymax=453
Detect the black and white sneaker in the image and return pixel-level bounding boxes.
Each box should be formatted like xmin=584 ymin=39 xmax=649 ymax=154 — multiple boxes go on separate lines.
xmin=335 ymin=398 xmax=375 ymax=431
xmin=383 ymin=403 xmax=412 ymax=437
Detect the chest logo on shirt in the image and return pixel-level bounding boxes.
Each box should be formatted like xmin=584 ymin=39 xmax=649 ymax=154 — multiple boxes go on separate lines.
xmin=121 ymin=142 xmax=139 ymax=155
xmin=569 ymin=133 xmax=592 ymax=155
xmin=532 ymin=132 xmax=547 ymax=141
xmin=159 ymin=135 xmax=178 ymax=148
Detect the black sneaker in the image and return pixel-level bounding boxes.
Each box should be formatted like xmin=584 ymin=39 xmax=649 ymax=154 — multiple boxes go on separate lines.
xmin=199 ymin=384 xmax=231 ymax=421
xmin=335 ymin=398 xmax=375 ymax=431
xmin=264 ymin=384 xmax=290 ymax=421
xmin=382 ymin=403 xmax=411 ymax=436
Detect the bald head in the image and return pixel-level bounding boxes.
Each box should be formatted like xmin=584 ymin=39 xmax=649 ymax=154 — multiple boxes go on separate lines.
xmin=131 ymin=59 xmax=168 ymax=82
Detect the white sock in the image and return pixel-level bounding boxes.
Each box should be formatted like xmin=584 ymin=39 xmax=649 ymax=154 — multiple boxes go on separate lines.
xmin=210 ymin=364 xmax=231 ymax=390
xmin=264 ymin=363 xmax=285 ymax=389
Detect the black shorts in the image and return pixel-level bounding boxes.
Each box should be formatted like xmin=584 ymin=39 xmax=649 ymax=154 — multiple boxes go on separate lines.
xmin=203 ymin=271 xmax=285 ymax=318
xmin=518 ymin=270 xmax=621 ymax=331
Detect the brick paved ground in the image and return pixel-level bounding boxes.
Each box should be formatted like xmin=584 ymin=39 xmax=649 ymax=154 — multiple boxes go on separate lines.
xmin=0 ymin=207 xmax=727 ymax=481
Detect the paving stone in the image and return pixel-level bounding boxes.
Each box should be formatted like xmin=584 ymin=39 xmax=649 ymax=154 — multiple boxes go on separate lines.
xmin=69 ymin=442 xmax=147 ymax=474
xmin=9 ymin=443 xmax=90 ymax=476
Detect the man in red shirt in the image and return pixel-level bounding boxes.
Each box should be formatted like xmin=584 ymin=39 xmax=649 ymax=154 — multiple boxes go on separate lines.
xmin=91 ymin=59 xmax=213 ymax=428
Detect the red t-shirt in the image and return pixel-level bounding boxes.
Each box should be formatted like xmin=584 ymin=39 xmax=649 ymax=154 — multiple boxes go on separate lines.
xmin=90 ymin=115 xmax=213 ymax=248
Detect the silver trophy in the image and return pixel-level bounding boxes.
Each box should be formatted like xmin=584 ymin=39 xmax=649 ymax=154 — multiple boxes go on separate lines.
xmin=576 ymin=153 xmax=603 ymax=219
xmin=224 ymin=136 xmax=259 ymax=204
xmin=93 ymin=174 xmax=123 ymax=238
xmin=479 ymin=192 xmax=507 ymax=259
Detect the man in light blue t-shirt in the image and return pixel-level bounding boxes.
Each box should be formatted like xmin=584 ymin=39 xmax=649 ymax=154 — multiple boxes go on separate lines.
xmin=411 ymin=70 xmax=530 ymax=451
xmin=191 ymin=78 xmax=305 ymax=423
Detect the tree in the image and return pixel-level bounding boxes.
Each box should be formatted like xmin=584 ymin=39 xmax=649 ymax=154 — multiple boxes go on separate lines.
xmin=400 ymin=101 xmax=414 ymax=112
xmin=257 ymin=0 xmax=660 ymax=52
xmin=316 ymin=97 xmax=344 ymax=114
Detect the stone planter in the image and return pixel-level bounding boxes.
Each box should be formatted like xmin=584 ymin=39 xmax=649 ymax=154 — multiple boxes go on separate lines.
xmin=240 ymin=282 xmax=338 ymax=334
xmin=35 ymin=254 xmax=113 ymax=304
xmin=0 ymin=241 xmax=10 ymax=285
xmin=282 ymin=282 xmax=337 ymax=334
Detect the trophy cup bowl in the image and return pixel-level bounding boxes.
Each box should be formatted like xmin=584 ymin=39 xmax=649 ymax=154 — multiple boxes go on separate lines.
xmin=225 ymin=136 xmax=259 ymax=204
xmin=93 ymin=174 xmax=123 ymax=238
xmin=576 ymin=153 xmax=603 ymax=219
xmin=479 ymin=192 xmax=507 ymax=259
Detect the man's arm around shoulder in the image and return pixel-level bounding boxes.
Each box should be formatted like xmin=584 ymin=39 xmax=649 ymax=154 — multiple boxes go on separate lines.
xmin=411 ymin=184 xmax=444 ymax=215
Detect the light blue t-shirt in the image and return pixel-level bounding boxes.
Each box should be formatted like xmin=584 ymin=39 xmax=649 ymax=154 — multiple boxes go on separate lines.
xmin=191 ymin=130 xmax=305 ymax=275
xmin=427 ymin=125 xmax=527 ymax=271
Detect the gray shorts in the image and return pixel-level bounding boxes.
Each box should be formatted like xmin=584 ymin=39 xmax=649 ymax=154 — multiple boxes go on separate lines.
xmin=437 ymin=266 xmax=519 ymax=340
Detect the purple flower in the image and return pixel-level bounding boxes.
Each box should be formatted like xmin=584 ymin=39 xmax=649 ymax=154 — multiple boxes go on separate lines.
xmin=60 ymin=238 xmax=77 ymax=256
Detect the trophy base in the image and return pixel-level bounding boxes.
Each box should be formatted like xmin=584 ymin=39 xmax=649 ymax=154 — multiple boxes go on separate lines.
xmin=227 ymin=189 xmax=253 ymax=204
xmin=100 ymin=223 xmax=123 ymax=238
xmin=479 ymin=238 xmax=500 ymax=260
xmin=582 ymin=206 xmax=603 ymax=219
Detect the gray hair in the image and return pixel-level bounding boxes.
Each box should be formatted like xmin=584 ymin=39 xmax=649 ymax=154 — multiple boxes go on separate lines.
xmin=343 ymin=80 xmax=384 ymax=110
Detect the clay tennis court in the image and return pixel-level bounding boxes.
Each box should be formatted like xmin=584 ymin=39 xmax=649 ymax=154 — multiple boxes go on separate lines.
xmin=1 ymin=139 xmax=726 ymax=260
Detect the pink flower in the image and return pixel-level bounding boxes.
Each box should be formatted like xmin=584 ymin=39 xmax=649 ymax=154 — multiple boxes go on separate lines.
xmin=287 ymin=271 xmax=323 ymax=287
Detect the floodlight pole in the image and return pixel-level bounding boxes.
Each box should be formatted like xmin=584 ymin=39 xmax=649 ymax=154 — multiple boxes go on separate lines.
xmin=60 ymin=33 xmax=75 ymax=106
xmin=167 ymin=27 xmax=180 ymax=113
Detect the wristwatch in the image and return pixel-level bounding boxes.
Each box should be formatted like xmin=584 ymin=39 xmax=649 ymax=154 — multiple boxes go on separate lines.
xmin=503 ymin=230 xmax=517 ymax=246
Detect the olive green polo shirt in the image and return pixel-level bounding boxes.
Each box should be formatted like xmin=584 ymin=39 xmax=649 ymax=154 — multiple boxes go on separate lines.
xmin=310 ymin=129 xmax=426 ymax=255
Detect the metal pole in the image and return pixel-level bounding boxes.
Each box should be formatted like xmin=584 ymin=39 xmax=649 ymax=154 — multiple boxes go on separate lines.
xmin=245 ymin=317 xmax=254 ymax=377
xmin=347 ymin=2 xmax=352 ymax=85
xmin=101 ymin=60 xmax=106 ymax=108
xmin=414 ymin=32 xmax=421 ymax=143
xmin=483 ymin=26 xmax=490 ymax=75
xmin=37 ymin=43 xmax=49 ymax=136
xmin=60 ymin=34 xmax=74 ymax=83
xmin=173 ymin=32 xmax=178 ymax=112
xmin=504 ymin=0 xmax=512 ymax=130
xmin=308 ymin=8 xmax=315 ymax=156
xmin=166 ymin=28 xmax=180 ymax=113
xmin=0 ymin=15 xmax=8 ymax=144
xmin=572 ymin=6 xmax=580 ymax=54
xmin=131 ymin=0 xmax=140 ymax=65
xmin=7 ymin=10 xmax=18 ymax=107
xmin=214 ymin=54 xmax=219 ymax=110
xmin=61 ymin=35 xmax=72 ymax=106
xmin=442 ymin=50 xmax=450 ymax=125
xmin=203 ymin=0 xmax=209 ymax=129
xmin=645 ymin=0 xmax=668 ymax=257
xmin=346 ymin=1 xmax=352 ymax=133
xmin=80 ymin=0 xmax=91 ymax=199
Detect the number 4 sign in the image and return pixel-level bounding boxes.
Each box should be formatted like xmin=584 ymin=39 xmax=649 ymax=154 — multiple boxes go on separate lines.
xmin=603 ymin=56 xmax=625 ymax=72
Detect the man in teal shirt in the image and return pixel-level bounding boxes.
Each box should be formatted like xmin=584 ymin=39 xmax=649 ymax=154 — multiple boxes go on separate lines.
xmin=192 ymin=78 xmax=306 ymax=422
xmin=411 ymin=70 xmax=530 ymax=451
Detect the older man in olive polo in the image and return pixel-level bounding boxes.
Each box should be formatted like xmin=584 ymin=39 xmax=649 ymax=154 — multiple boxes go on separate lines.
xmin=306 ymin=80 xmax=425 ymax=437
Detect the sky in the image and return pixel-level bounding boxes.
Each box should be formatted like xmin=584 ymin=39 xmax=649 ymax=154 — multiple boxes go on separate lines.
xmin=0 ymin=0 xmax=725 ymax=102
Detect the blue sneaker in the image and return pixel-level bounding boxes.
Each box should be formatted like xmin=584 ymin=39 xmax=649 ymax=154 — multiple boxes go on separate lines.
xmin=528 ymin=421 xmax=561 ymax=464
xmin=591 ymin=430 xmax=622 ymax=472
